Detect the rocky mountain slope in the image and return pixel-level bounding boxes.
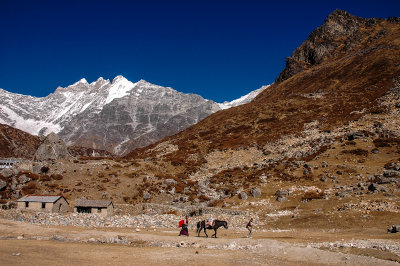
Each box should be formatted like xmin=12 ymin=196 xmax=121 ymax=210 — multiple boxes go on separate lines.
xmin=122 ymin=10 xmax=400 ymax=203
xmin=0 ymin=77 xmax=266 ymax=156
xmin=1 ymin=10 xmax=399 ymax=263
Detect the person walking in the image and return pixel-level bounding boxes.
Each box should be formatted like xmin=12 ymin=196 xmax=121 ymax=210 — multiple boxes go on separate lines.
xmin=246 ymin=218 xmax=253 ymax=238
xmin=179 ymin=215 xmax=189 ymax=236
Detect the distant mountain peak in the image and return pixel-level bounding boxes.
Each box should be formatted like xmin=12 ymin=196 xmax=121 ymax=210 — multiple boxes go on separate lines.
xmin=0 ymin=75 xmax=266 ymax=155
xmin=72 ymin=78 xmax=88 ymax=86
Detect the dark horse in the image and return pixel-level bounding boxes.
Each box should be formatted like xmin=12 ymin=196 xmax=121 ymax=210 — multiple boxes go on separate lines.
xmin=196 ymin=220 xmax=228 ymax=238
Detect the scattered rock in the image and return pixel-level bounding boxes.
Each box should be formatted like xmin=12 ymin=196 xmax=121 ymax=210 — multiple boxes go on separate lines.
xmin=383 ymin=170 xmax=400 ymax=178
xmin=368 ymin=183 xmax=387 ymax=192
xmin=239 ymin=192 xmax=248 ymax=200
xmin=259 ymin=174 xmax=268 ymax=183
xmin=164 ymin=179 xmax=178 ymax=186
xmin=276 ymin=196 xmax=287 ymax=202
xmin=0 ymin=179 xmax=7 ymax=190
xmin=275 ymin=189 xmax=289 ymax=197
xmin=371 ymin=148 xmax=379 ymax=154
xmin=250 ymin=187 xmax=261 ymax=198
xmin=1 ymin=168 xmax=14 ymax=178
xmin=18 ymin=174 xmax=31 ymax=184
xmin=50 ymin=235 xmax=68 ymax=242
xmin=143 ymin=192 xmax=152 ymax=201
xmin=168 ymin=187 xmax=176 ymax=195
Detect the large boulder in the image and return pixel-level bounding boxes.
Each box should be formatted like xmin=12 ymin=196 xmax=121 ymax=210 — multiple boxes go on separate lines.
xmin=1 ymin=168 xmax=14 ymax=178
xmin=34 ymin=132 xmax=70 ymax=161
xmin=18 ymin=174 xmax=31 ymax=184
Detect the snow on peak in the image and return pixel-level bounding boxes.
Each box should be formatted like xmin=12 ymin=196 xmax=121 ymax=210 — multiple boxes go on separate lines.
xmin=218 ymin=84 xmax=270 ymax=110
xmin=72 ymin=78 xmax=88 ymax=86
xmin=112 ymin=75 xmax=127 ymax=83
xmin=105 ymin=76 xmax=137 ymax=104
xmin=90 ymin=77 xmax=107 ymax=86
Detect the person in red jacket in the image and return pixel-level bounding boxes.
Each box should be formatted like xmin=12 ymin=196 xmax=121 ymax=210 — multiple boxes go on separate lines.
xmin=179 ymin=216 xmax=189 ymax=236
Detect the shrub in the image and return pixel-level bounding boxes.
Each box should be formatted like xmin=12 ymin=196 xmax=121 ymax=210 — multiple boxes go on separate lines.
xmin=373 ymin=138 xmax=400 ymax=148
xmin=301 ymin=191 xmax=325 ymax=202
xmin=51 ymin=174 xmax=63 ymax=180
xmin=47 ymin=184 xmax=59 ymax=189
xmin=17 ymin=172 xmax=40 ymax=180
xmin=40 ymin=166 xmax=50 ymax=173
xmin=188 ymin=194 xmax=197 ymax=201
xmin=40 ymin=175 xmax=51 ymax=181
xmin=22 ymin=183 xmax=37 ymax=194
xmin=198 ymin=194 xmax=210 ymax=202
xmin=207 ymin=199 xmax=223 ymax=207
xmin=342 ymin=149 xmax=368 ymax=156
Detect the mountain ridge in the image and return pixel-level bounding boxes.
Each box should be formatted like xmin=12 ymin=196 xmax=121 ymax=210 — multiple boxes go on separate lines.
xmin=0 ymin=76 xmax=267 ymax=155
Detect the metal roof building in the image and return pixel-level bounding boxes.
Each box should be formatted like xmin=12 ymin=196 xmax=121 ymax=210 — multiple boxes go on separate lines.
xmin=74 ymin=199 xmax=114 ymax=216
xmin=17 ymin=195 xmax=69 ymax=213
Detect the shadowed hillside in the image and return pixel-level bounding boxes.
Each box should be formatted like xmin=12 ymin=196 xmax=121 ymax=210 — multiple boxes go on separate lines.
xmin=0 ymin=124 xmax=41 ymax=158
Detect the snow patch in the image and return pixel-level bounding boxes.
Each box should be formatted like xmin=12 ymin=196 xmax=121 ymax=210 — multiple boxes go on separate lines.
xmin=218 ymin=85 xmax=270 ymax=110
xmin=0 ymin=105 xmax=60 ymax=135
xmin=105 ymin=77 xmax=137 ymax=104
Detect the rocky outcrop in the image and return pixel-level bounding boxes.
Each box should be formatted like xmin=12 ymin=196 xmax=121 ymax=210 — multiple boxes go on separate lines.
xmin=275 ymin=10 xmax=391 ymax=82
xmin=34 ymin=132 xmax=70 ymax=161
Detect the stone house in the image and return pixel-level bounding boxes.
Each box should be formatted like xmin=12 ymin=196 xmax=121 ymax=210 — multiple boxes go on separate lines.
xmin=17 ymin=195 xmax=69 ymax=212
xmin=74 ymin=199 xmax=114 ymax=216
xmin=0 ymin=158 xmax=19 ymax=169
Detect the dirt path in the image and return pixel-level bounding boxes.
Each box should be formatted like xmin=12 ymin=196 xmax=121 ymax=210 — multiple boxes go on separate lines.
xmin=0 ymin=218 xmax=398 ymax=265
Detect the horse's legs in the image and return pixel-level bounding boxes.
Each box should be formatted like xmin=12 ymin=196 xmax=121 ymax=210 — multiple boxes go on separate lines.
xmin=204 ymin=227 xmax=208 ymax=237
xmin=212 ymin=229 xmax=217 ymax=238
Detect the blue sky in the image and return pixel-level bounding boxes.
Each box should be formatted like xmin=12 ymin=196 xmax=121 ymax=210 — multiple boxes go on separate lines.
xmin=0 ymin=0 xmax=399 ymax=102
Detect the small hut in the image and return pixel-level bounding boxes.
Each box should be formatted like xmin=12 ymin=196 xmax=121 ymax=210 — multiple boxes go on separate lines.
xmin=17 ymin=195 xmax=69 ymax=213
xmin=74 ymin=199 xmax=113 ymax=216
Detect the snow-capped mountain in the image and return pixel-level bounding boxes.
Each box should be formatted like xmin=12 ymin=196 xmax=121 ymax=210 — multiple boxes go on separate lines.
xmin=0 ymin=76 xmax=267 ymax=155
xmin=218 ymin=85 xmax=269 ymax=110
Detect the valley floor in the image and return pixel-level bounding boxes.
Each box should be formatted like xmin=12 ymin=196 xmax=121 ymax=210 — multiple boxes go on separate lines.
xmin=0 ymin=218 xmax=399 ymax=265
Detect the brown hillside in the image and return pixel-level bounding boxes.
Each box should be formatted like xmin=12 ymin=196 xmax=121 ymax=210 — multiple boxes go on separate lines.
xmin=0 ymin=124 xmax=41 ymax=158
xmin=0 ymin=123 xmax=111 ymax=159
xmin=126 ymin=11 xmax=400 ymax=173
